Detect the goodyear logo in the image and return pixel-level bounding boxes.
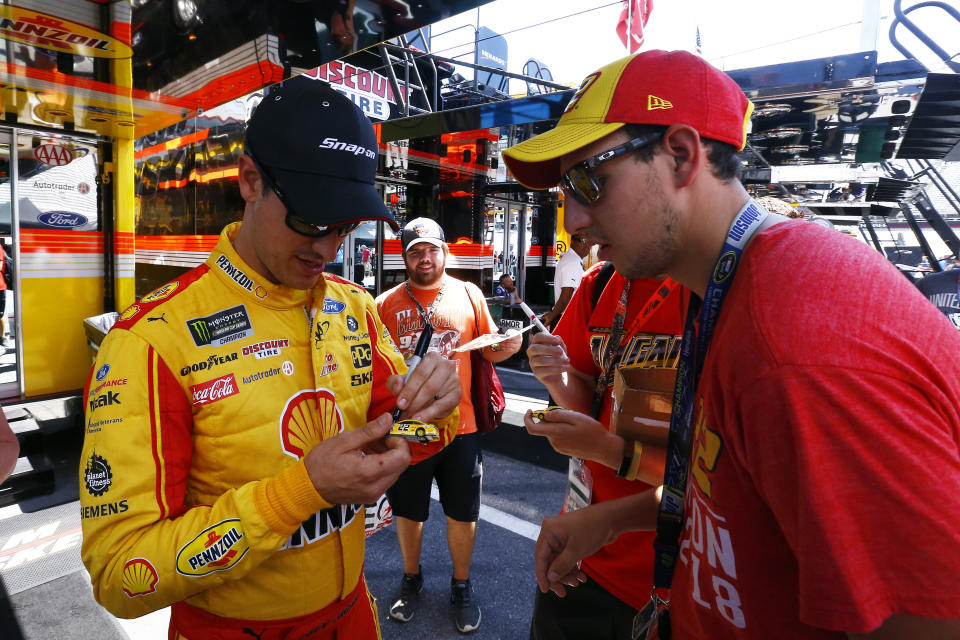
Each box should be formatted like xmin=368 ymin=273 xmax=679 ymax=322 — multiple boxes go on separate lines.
xmin=141 ymin=281 xmax=179 ymax=303
xmin=186 ymin=305 xmax=253 ymax=347
xmin=176 ymin=520 xmax=249 ymax=577
xmin=0 ymin=7 xmax=133 ymax=59
xmin=322 ymin=298 xmax=346 ymax=314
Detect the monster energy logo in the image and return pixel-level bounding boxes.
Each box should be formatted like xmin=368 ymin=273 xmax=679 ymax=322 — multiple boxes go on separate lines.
xmin=186 ymin=305 xmax=254 ymax=347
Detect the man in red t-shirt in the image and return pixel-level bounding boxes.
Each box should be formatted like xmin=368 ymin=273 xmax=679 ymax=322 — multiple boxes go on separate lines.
xmin=502 ymin=50 xmax=960 ymax=638
xmin=524 ymin=263 xmax=688 ymax=639
xmin=376 ymin=217 xmax=521 ymax=634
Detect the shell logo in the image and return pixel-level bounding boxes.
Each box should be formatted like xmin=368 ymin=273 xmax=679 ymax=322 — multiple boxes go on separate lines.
xmin=118 ymin=304 xmax=140 ymax=321
xmin=142 ymin=281 xmax=179 ymax=303
xmin=280 ymin=389 xmax=343 ymax=459
xmin=121 ymin=558 xmax=158 ymax=598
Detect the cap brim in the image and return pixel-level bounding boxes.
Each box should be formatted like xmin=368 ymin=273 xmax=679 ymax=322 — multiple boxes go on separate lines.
xmin=501 ymin=122 xmax=625 ymax=190
xmin=273 ymin=167 xmax=399 ymax=232
xmin=405 ymin=238 xmax=444 ymax=251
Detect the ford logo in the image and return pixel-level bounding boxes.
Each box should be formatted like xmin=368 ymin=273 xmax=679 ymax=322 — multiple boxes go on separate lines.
xmin=38 ymin=211 xmax=88 ymax=228
xmin=321 ymin=298 xmax=346 ymax=314
xmin=95 ymin=364 xmax=110 ymax=381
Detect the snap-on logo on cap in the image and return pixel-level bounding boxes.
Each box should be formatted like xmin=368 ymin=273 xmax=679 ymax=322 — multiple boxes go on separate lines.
xmin=318 ymin=136 xmax=376 ymax=160
xmin=563 ymin=72 xmax=601 ymax=115
xmin=648 ymin=95 xmax=673 ymax=110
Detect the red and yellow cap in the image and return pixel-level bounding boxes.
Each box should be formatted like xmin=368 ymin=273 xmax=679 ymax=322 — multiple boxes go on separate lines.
xmin=502 ymin=50 xmax=754 ymax=190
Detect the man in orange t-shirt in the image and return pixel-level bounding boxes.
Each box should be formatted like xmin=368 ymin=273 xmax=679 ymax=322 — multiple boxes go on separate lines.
xmin=376 ymin=217 xmax=521 ymax=634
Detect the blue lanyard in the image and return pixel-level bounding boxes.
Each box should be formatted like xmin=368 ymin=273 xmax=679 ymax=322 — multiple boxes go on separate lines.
xmin=652 ymin=200 xmax=768 ymax=592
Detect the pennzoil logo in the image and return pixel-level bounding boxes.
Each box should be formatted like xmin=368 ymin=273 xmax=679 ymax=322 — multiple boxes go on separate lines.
xmin=122 ymin=558 xmax=158 ymax=598
xmin=142 ymin=281 xmax=179 ymax=303
xmin=0 ymin=7 xmax=133 ymax=59
xmin=648 ymin=95 xmax=674 ymax=110
xmin=215 ymin=255 xmax=255 ymax=292
xmin=176 ymin=520 xmax=249 ymax=577
xmin=563 ymin=72 xmax=601 ymax=114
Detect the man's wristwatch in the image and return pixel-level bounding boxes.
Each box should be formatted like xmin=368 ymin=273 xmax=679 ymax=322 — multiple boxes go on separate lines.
xmin=615 ymin=439 xmax=644 ymax=481
xmin=489 ymin=341 xmax=501 ymax=352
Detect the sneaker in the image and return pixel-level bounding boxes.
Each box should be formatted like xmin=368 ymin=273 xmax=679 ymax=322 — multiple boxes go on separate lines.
xmin=388 ymin=566 xmax=423 ymax=623
xmin=450 ymin=578 xmax=481 ymax=633
xmin=2 ymin=337 xmax=12 ymax=350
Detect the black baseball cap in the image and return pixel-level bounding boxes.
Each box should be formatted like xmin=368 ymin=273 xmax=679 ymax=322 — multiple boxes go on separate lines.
xmin=244 ymin=77 xmax=398 ymax=231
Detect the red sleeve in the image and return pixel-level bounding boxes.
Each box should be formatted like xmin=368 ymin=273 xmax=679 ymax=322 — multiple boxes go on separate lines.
xmin=555 ymin=264 xmax=606 ymax=377
xmin=365 ymin=303 xmax=405 ymax=422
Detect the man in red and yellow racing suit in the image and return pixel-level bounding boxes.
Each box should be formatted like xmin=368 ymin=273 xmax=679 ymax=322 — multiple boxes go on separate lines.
xmin=79 ymin=80 xmax=460 ymax=640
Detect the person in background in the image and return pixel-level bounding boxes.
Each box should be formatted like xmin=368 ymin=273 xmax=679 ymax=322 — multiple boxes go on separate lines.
xmin=0 ymin=243 xmax=11 ymax=352
xmin=918 ymin=268 xmax=960 ymax=329
xmin=494 ymin=274 xmax=522 ymax=305
xmin=503 ymin=49 xmax=960 ymax=638
xmin=377 ymin=217 xmax=522 ymax=634
xmin=80 ymin=80 xmax=461 ymax=640
xmin=0 ymin=404 xmax=18 ymax=483
xmin=541 ymin=233 xmax=591 ymax=329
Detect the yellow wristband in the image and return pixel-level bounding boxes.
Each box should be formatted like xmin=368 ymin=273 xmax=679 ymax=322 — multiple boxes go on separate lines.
xmin=625 ymin=440 xmax=644 ymax=481
xmin=615 ymin=439 xmax=644 ymax=481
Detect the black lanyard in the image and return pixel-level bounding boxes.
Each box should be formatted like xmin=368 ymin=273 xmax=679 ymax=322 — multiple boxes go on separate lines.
xmin=405 ymin=280 xmax=446 ymax=328
xmin=652 ymin=201 xmax=768 ymax=596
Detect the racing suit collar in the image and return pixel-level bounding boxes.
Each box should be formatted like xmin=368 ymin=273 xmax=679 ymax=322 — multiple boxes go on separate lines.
xmin=208 ymin=222 xmax=313 ymax=309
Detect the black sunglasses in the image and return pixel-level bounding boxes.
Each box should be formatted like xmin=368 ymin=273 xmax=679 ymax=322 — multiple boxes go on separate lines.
xmin=245 ymin=150 xmax=360 ymax=239
xmin=561 ymin=132 xmax=663 ymax=205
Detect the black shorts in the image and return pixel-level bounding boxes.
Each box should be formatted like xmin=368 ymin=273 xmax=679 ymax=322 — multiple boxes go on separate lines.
xmin=387 ymin=432 xmax=482 ymax=523
xmin=0 ymin=290 xmax=6 ymax=316
xmin=529 ymin=575 xmax=639 ymax=640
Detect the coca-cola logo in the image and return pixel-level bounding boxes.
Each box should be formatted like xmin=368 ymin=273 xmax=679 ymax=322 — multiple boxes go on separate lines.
xmin=38 ymin=211 xmax=88 ymax=228
xmin=190 ymin=374 xmax=239 ymax=406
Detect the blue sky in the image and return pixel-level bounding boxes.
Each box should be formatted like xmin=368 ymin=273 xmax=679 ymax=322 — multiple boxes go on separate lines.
xmin=430 ymin=0 xmax=960 ymax=93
